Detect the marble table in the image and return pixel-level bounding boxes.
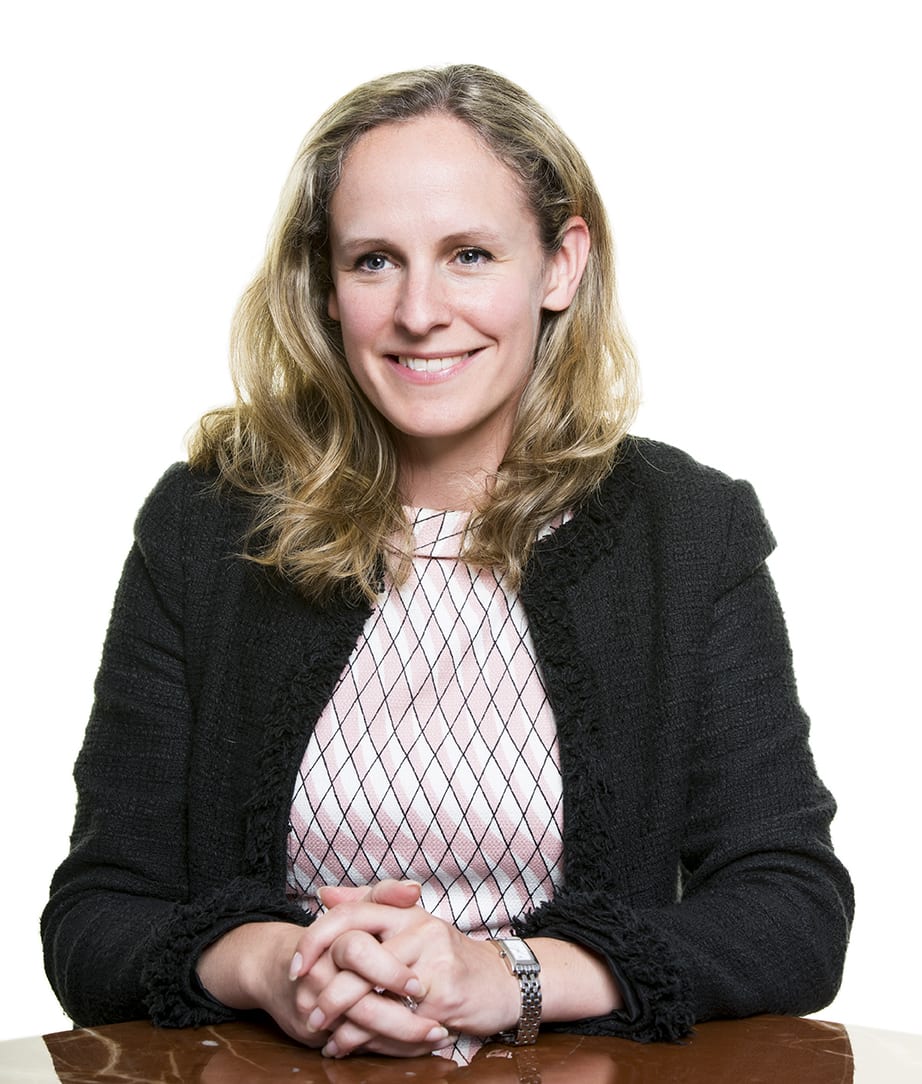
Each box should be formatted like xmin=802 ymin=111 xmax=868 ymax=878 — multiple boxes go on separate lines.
xmin=1 ymin=1013 xmax=920 ymax=1082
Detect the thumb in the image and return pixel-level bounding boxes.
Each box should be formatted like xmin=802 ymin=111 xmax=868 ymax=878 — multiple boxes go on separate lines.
xmin=317 ymin=880 xmax=422 ymax=909
xmin=316 ymin=884 xmax=367 ymax=908
xmin=367 ymin=879 xmax=423 ymax=908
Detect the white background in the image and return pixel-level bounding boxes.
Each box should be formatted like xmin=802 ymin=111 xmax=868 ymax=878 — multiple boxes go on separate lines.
xmin=2 ymin=0 xmax=919 ymax=1042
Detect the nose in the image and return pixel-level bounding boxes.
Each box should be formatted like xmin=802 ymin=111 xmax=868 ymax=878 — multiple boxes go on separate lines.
xmin=393 ymin=267 xmax=451 ymax=337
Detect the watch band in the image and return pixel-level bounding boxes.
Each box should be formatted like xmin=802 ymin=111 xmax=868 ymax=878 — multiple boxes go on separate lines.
xmin=492 ymin=937 xmax=542 ymax=1045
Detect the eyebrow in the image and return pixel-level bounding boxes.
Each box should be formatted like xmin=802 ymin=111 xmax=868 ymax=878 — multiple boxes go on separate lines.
xmin=333 ymin=228 xmax=507 ymax=253
xmin=440 ymin=229 xmax=506 ymax=247
xmin=332 ymin=236 xmax=391 ymax=254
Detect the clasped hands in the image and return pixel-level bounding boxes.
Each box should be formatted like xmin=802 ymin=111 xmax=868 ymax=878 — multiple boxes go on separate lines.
xmin=198 ymin=879 xmax=520 ymax=1059
xmin=291 ymin=878 xmax=521 ymax=1057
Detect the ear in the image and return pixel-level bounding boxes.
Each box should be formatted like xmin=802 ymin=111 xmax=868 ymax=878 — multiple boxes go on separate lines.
xmin=327 ymin=288 xmax=340 ymax=322
xmin=541 ymin=216 xmax=591 ymax=312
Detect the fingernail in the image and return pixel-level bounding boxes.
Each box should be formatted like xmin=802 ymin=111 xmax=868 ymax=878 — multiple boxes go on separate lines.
xmin=404 ymin=977 xmax=424 ymax=998
xmin=288 ymin=951 xmax=303 ymax=981
xmin=316 ymin=887 xmax=329 ymax=907
xmin=322 ymin=1040 xmax=340 ymax=1058
xmin=308 ymin=1007 xmax=324 ymax=1031
xmin=425 ymin=1026 xmax=449 ymax=1042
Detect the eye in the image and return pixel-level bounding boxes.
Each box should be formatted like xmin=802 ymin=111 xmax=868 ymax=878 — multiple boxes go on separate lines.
xmin=454 ymin=247 xmax=492 ymax=267
xmin=355 ymin=252 xmax=394 ymax=272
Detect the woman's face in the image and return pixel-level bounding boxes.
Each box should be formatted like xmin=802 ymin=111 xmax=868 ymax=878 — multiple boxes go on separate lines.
xmin=327 ymin=113 xmax=584 ymax=475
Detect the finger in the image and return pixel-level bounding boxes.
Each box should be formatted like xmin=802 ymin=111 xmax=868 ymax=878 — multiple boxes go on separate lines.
xmin=291 ymin=901 xmax=419 ymax=977
xmin=316 ymin=885 xmax=369 ymax=908
xmin=327 ymin=930 xmax=424 ymax=1001
xmin=269 ymin=988 xmax=332 ymax=1050
xmin=321 ymin=997 xmax=450 ymax=1058
xmin=321 ymin=1037 xmax=458 ymax=1073
xmin=345 ymin=1033 xmax=458 ymax=1062
xmin=296 ymin=936 xmax=423 ymax=1032
xmin=318 ymin=879 xmax=421 ymax=910
xmin=307 ymin=967 xmax=423 ymax=1035
xmin=366 ymin=879 xmax=422 ymax=908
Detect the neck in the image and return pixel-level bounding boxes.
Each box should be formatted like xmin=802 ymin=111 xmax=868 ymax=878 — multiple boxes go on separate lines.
xmin=396 ymin=432 xmax=506 ymax=511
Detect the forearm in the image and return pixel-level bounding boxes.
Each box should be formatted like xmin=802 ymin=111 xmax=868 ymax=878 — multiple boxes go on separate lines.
xmin=42 ymin=890 xmax=172 ymax=1026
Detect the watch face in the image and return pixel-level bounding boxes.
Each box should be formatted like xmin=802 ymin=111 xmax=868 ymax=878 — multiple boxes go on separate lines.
xmin=503 ymin=939 xmax=538 ymax=968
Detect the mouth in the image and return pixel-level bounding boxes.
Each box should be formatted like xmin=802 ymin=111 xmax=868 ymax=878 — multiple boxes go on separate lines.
xmin=389 ymin=350 xmax=479 ymax=373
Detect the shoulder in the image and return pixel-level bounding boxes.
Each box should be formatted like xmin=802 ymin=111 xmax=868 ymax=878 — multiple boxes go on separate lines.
xmin=619 ymin=436 xmax=743 ymax=502
xmin=624 ymin=437 xmax=777 ymax=586
xmin=133 ymin=462 xmax=255 ymax=574
xmin=608 ymin=437 xmax=770 ymax=539
xmin=562 ymin=437 xmax=777 ymax=589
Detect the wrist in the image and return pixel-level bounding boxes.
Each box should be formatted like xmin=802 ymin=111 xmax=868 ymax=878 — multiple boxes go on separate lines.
xmin=525 ymin=937 xmax=622 ymax=1021
xmin=197 ymin=921 xmax=302 ymax=1010
xmin=491 ymin=937 xmax=542 ymax=1045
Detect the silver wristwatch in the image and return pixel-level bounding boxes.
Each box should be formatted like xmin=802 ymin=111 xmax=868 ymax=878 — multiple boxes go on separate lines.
xmin=493 ymin=937 xmax=542 ymax=1045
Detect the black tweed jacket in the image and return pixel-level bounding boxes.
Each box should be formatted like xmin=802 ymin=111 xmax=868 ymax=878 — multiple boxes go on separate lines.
xmin=42 ymin=437 xmax=853 ymax=1042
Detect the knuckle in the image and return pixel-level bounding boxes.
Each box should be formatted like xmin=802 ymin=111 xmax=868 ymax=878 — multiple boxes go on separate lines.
xmin=334 ymin=931 xmax=367 ymax=970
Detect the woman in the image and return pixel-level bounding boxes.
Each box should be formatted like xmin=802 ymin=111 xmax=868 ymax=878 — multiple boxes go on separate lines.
xmin=42 ymin=65 xmax=853 ymax=1060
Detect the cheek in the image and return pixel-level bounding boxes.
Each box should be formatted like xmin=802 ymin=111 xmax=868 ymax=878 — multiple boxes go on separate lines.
xmin=336 ymin=289 xmax=387 ymax=351
xmin=486 ymin=281 xmax=546 ymax=351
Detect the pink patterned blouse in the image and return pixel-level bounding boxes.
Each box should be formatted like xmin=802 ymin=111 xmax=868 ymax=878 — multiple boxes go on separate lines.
xmin=287 ymin=507 xmax=565 ymax=940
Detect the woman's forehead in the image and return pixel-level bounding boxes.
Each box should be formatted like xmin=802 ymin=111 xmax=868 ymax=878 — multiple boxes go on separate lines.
xmin=330 ymin=114 xmax=535 ymax=240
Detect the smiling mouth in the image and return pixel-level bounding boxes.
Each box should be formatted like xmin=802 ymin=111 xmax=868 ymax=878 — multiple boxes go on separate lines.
xmin=392 ymin=351 xmax=477 ymax=372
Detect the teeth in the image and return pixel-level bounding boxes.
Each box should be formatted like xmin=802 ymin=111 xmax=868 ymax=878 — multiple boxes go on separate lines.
xmin=397 ymin=354 xmax=468 ymax=372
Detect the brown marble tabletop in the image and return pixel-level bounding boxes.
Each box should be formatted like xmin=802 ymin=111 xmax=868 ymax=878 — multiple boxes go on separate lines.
xmin=1 ymin=1013 xmax=920 ymax=1082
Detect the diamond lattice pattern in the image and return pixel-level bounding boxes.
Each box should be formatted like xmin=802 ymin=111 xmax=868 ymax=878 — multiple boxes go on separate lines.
xmin=288 ymin=508 xmax=564 ymax=937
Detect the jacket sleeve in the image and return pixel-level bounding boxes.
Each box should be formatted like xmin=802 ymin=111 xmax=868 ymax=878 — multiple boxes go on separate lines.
xmin=516 ymin=480 xmax=854 ymax=1042
xmin=41 ymin=466 xmax=312 ymax=1029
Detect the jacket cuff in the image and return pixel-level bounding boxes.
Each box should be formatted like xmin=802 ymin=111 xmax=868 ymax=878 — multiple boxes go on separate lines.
xmin=515 ymin=889 xmax=695 ymax=1042
xmin=142 ymin=877 xmax=313 ymax=1027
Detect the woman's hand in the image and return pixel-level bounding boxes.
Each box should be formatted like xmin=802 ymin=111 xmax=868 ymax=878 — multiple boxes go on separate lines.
xmin=196 ymin=921 xmax=333 ymax=1047
xmin=303 ymin=879 xmax=461 ymax=1058
xmin=293 ymin=897 xmax=520 ymax=1056
xmin=195 ymin=884 xmax=452 ymax=1058
xmin=302 ymin=879 xmax=624 ymax=1056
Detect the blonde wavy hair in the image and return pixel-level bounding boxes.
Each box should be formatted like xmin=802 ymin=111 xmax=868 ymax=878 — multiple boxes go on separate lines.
xmin=189 ymin=64 xmax=639 ymax=602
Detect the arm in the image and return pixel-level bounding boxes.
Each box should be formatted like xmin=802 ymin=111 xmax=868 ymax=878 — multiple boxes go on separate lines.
xmin=41 ymin=466 xmax=312 ymax=1028
xmin=516 ymin=480 xmax=854 ymax=1040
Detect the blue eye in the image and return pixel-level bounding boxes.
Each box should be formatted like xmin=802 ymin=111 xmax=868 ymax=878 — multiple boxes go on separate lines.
xmin=356 ymin=253 xmax=392 ymax=272
xmin=456 ymin=247 xmax=491 ymax=266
